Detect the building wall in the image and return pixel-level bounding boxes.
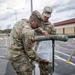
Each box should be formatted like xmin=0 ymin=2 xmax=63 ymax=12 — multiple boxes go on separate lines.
xmin=56 ymin=28 xmax=63 ymax=34
xmin=65 ymin=27 xmax=74 ymax=34
xmin=55 ymin=23 xmax=75 ymax=34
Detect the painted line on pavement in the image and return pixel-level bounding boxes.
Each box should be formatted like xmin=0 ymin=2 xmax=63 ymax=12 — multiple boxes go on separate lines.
xmin=0 ymin=55 xmax=7 ymax=59
xmin=0 ymin=37 xmax=7 ymax=40
xmin=55 ymin=55 xmax=75 ymax=66
xmin=55 ymin=50 xmax=75 ymax=58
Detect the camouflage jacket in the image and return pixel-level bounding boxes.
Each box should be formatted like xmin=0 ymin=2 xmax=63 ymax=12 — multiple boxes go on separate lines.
xmin=7 ymin=19 xmax=39 ymax=61
xmin=34 ymin=21 xmax=56 ymax=35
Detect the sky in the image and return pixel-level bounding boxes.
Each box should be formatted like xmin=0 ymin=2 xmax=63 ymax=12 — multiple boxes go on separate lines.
xmin=0 ymin=0 xmax=75 ymax=30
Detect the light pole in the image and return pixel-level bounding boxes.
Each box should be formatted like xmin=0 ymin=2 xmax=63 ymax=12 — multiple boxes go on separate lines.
xmin=31 ymin=0 xmax=33 ymax=13
xmin=7 ymin=8 xmax=24 ymax=22
xmin=14 ymin=10 xmax=17 ymax=22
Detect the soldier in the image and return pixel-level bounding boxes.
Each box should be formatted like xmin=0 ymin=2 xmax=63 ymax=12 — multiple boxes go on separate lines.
xmin=34 ymin=6 xmax=56 ymax=75
xmin=34 ymin=6 xmax=55 ymax=35
xmin=6 ymin=10 xmax=44 ymax=75
xmin=42 ymin=6 xmax=52 ymax=21
xmin=34 ymin=6 xmax=56 ymax=51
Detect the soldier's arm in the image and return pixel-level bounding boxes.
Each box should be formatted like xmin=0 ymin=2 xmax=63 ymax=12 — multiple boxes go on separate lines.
xmin=46 ymin=23 xmax=56 ymax=35
xmin=34 ymin=27 xmax=48 ymax=35
xmin=34 ymin=27 xmax=44 ymax=33
xmin=22 ymin=27 xmax=40 ymax=61
xmin=50 ymin=24 xmax=56 ymax=34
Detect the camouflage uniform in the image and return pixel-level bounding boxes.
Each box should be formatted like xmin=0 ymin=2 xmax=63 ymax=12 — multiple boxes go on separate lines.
xmin=6 ymin=16 xmax=42 ymax=75
xmin=34 ymin=7 xmax=56 ymax=75
xmin=35 ymin=21 xmax=56 ymax=35
xmin=34 ymin=21 xmax=56 ymax=75
xmin=34 ymin=21 xmax=56 ymax=51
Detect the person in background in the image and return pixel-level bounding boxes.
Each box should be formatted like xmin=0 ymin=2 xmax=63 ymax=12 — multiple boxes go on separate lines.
xmin=35 ymin=6 xmax=55 ymax=35
xmin=34 ymin=6 xmax=56 ymax=51
xmin=34 ymin=6 xmax=56 ymax=75
xmin=6 ymin=10 xmax=45 ymax=75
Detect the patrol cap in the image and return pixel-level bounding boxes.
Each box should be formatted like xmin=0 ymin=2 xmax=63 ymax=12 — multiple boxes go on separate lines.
xmin=30 ymin=10 xmax=43 ymax=26
xmin=43 ymin=6 xmax=52 ymax=17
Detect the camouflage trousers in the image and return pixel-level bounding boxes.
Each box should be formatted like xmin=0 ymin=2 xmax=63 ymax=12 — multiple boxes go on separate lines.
xmin=39 ymin=62 xmax=53 ymax=75
xmin=8 ymin=55 xmax=34 ymax=75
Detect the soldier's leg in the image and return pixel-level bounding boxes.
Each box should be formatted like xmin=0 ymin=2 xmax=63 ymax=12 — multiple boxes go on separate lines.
xmin=19 ymin=62 xmax=32 ymax=75
xmin=47 ymin=62 xmax=53 ymax=75
xmin=39 ymin=62 xmax=53 ymax=75
xmin=39 ymin=62 xmax=49 ymax=75
xmin=11 ymin=61 xmax=32 ymax=75
xmin=10 ymin=58 xmax=33 ymax=75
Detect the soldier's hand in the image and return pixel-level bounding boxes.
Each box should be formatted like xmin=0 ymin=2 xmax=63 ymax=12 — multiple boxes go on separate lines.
xmin=40 ymin=59 xmax=48 ymax=63
xmin=41 ymin=30 xmax=48 ymax=35
xmin=31 ymin=36 xmax=35 ymax=42
xmin=35 ymin=57 xmax=48 ymax=63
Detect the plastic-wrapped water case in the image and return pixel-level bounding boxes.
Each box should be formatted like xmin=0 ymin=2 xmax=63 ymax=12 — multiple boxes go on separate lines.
xmin=36 ymin=41 xmax=52 ymax=62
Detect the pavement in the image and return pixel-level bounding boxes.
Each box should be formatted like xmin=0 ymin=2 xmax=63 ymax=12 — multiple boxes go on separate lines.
xmin=0 ymin=35 xmax=75 ymax=75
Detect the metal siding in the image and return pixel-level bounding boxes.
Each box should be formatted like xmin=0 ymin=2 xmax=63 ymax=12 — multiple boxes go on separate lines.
xmin=56 ymin=28 xmax=63 ymax=34
xmin=65 ymin=27 xmax=74 ymax=34
xmin=55 ymin=23 xmax=75 ymax=34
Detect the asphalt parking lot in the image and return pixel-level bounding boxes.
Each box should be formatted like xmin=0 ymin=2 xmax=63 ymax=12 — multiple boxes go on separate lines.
xmin=0 ymin=35 xmax=75 ymax=75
